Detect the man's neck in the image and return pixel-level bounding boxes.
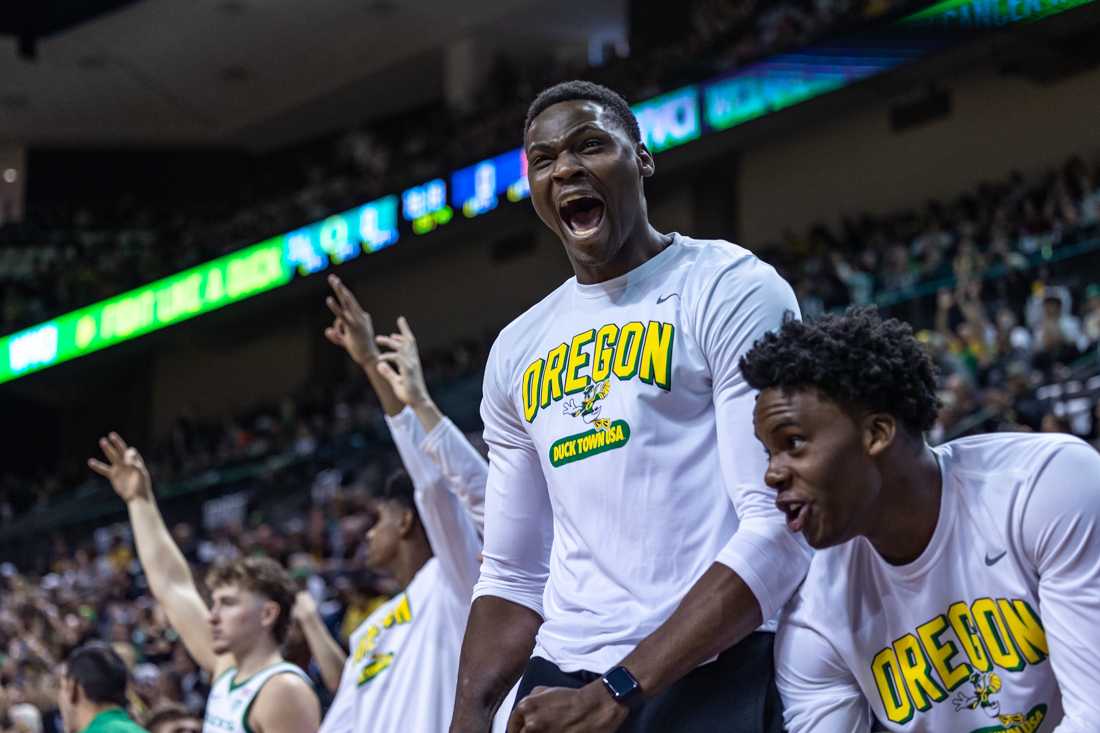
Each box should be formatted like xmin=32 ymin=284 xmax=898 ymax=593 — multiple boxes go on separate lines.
xmin=573 ymin=224 xmax=670 ymax=284
xmin=76 ymin=703 xmax=121 ymax=733
xmin=865 ymin=443 xmax=943 ymax=565
xmin=390 ymin=537 xmax=433 ymax=588
xmin=233 ymin=637 xmax=284 ymax=680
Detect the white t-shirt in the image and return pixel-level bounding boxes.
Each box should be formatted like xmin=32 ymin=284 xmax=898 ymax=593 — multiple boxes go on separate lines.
xmin=317 ymin=408 xmax=500 ymax=733
xmin=203 ymin=662 xmax=311 ymax=733
xmin=775 ymin=433 xmax=1100 ymax=733
xmin=474 ymin=234 xmax=811 ymax=672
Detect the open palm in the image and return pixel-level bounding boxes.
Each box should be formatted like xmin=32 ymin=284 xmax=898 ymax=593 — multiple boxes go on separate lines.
xmin=88 ymin=432 xmax=152 ymax=503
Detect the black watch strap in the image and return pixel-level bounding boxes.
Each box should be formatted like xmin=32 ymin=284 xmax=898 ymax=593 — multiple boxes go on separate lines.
xmin=600 ymin=665 xmax=643 ymax=709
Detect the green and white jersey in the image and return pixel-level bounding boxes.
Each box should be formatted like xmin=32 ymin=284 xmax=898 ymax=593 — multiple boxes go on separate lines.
xmin=202 ymin=662 xmax=311 ymax=733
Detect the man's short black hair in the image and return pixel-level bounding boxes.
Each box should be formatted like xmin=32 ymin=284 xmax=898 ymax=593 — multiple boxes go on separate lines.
xmin=525 ymin=80 xmax=641 ymax=144
xmin=65 ymin=642 xmax=130 ymax=707
xmin=739 ymin=306 xmax=941 ymax=434
xmin=371 ymin=469 xmax=419 ymax=518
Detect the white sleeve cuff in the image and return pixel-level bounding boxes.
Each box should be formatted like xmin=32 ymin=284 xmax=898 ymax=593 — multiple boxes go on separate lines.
xmin=716 ymin=526 xmax=810 ymax=624
xmin=472 ymin=576 xmax=545 ymax=619
xmin=419 ymin=415 xmax=452 ymax=455
xmin=383 ymin=405 xmax=418 ymax=432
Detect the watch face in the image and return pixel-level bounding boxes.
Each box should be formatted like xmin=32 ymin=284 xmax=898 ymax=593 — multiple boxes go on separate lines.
xmin=604 ymin=666 xmax=640 ymax=697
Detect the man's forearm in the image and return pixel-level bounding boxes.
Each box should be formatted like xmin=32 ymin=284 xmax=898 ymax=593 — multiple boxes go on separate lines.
xmin=451 ymin=596 xmax=542 ymax=732
xmin=363 ymin=363 xmax=404 ymax=416
xmin=298 ymin=611 xmax=348 ymax=693
xmin=619 ymin=563 xmax=763 ymax=698
xmin=411 ymin=399 xmax=444 ymax=433
xmin=126 ymin=497 xmax=196 ymax=597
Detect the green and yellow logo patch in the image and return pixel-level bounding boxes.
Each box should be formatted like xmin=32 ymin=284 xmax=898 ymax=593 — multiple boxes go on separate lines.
xmin=969 ymin=704 xmax=1046 ymax=733
xmin=549 ymin=420 xmax=631 ymax=467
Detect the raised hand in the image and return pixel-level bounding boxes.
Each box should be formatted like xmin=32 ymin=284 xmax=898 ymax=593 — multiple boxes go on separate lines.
xmin=374 ymin=316 xmax=432 ymax=408
xmin=324 ymin=274 xmax=381 ymax=368
xmin=292 ymin=590 xmax=319 ymax=626
xmin=88 ymin=432 xmax=152 ymax=503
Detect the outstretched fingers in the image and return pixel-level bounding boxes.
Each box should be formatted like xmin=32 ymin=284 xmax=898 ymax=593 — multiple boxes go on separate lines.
xmin=87 ymin=458 xmax=112 ymax=477
xmin=329 ymin=275 xmax=365 ymax=316
xmin=374 ymin=334 xmax=403 ymax=351
xmin=396 ymin=316 xmax=415 ymax=340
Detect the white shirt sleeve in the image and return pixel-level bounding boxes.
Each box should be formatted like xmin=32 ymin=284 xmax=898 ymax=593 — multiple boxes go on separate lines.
xmin=1018 ymin=442 xmax=1100 ymax=733
xmin=386 ymin=407 xmax=482 ymax=602
xmin=697 ymin=258 xmax=813 ymax=623
xmin=774 ymin=608 xmax=874 ymax=733
xmin=420 ymin=416 xmax=489 ymax=537
xmin=471 ymin=337 xmax=554 ymax=617
xmin=385 ymin=407 xmax=442 ymax=491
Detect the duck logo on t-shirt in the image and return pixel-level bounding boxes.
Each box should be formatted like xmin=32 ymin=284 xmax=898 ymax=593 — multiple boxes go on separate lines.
xmin=550 ymin=379 xmax=630 ymax=467
xmin=950 ymin=671 xmax=1047 ymax=732
xmin=521 ymin=321 xmax=675 ymax=468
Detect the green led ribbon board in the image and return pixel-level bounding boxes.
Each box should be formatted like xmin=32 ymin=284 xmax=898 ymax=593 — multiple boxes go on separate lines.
xmin=1 ymin=0 xmax=1094 ymax=384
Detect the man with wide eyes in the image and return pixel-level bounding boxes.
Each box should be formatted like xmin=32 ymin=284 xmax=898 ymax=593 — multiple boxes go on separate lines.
xmin=740 ymin=306 xmax=1100 ymax=733
xmin=449 ymin=79 xmax=810 ymax=733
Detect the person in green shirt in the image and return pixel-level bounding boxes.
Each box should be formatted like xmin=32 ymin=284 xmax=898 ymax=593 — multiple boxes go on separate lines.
xmin=57 ymin=642 xmax=149 ymax=733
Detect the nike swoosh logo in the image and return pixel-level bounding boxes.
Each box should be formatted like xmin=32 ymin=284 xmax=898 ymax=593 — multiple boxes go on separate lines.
xmin=656 ymin=293 xmax=679 ymax=304
xmin=985 ymin=551 xmax=1007 ymax=566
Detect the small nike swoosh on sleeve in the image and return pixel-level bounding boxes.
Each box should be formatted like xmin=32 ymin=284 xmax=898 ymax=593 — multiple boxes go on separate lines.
xmin=985 ymin=551 xmax=1007 ymax=566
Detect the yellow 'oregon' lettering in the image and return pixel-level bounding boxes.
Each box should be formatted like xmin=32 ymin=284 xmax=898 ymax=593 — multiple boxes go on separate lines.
xmin=591 ymin=324 xmax=617 ymax=382
xmin=563 ymin=330 xmax=594 ymax=394
xmin=948 ymin=601 xmax=991 ymax=672
xmin=894 ymin=633 xmax=946 ymax=711
xmin=916 ymin=614 xmax=970 ymax=691
xmin=998 ymin=599 xmax=1047 ymax=664
xmin=522 ymin=359 xmax=543 ymax=423
xmin=639 ymin=321 xmax=674 ymax=389
xmin=613 ymin=322 xmax=645 ymax=380
xmin=973 ymin=597 xmax=1023 ymax=671
xmin=872 ymin=647 xmax=914 ymax=725
xmin=539 ymin=343 xmax=568 ymax=410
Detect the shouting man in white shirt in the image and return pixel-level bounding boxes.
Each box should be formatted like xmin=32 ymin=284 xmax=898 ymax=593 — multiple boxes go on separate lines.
xmin=295 ymin=275 xmax=509 ymax=733
xmin=449 ymin=80 xmax=811 ymax=733
xmin=741 ymin=306 xmax=1100 ymax=733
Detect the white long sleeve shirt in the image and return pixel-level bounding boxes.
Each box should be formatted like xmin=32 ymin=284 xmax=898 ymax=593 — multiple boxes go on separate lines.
xmin=775 ymin=433 xmax=1100 ymax=733
xmin=318 ymin=408 xmax=483 ymax=733
xmin=474 ymin=234 xmax=812 ymax=673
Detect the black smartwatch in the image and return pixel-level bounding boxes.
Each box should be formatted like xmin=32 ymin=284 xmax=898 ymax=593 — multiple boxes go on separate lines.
xmin=600 ymin=665 xmax=643 ymax=709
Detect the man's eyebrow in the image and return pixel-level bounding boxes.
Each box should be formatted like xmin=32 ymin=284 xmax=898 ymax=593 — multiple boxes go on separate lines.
xmin=765 ymin=417 xmax=798 ymax=433
xmin=527 ymin=122 xmax=608 ymax=153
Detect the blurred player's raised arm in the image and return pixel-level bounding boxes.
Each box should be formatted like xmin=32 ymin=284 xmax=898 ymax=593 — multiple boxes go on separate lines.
xmin=450 ymin=336 xmax=554 ymax=733
xmin=292 ymin=591 xmax=347 ymax=693
xmin=88 ymin=433 xmax=229 ymax=676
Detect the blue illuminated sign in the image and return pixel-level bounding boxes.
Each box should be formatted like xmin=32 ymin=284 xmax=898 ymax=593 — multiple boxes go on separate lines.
xmin=451 ymin=148 xmax=529 ymax=219
xmin=285 ymin=195 xmax=399 ymax=276
xmin=402 ymin=179 xmax=454 ymax=235
xmin=632 ymin=86 xmax=702 ymax=153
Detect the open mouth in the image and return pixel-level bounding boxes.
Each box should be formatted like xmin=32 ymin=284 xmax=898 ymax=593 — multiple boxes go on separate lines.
xmin=779 ymin=499 xmax=811 ymax=533
xmin=559 ymin=195 xmax=606 ymax=238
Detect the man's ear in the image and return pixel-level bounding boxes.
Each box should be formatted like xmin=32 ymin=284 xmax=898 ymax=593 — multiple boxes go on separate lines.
xmin=261 ymin=600 xmax=280 ymax=633
xmin=398 ymin=508 xmax=417 ymax=538
xmin=67 ymin=676 xmax=81 ymax=707
xmin=636 ymin=142 xmax=655 ymax=178
xmin=864 ymin=413 xmax=897 ymax=457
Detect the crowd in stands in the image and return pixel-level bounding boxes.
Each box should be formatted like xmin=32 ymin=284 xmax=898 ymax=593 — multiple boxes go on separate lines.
xmin=0 ymin=145 xmax=1098 ymax=723
xmin=0 ymin=0 xmax=917 ymax=337
xmin=1 ymin=0 xmax=1098 ymax=720
xmin=768 ymin=152 xmax=1100 ymax=444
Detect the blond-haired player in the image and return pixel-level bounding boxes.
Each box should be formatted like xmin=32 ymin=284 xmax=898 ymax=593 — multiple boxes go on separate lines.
xmin=89 ymin=435 xmax=320 ymax=733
